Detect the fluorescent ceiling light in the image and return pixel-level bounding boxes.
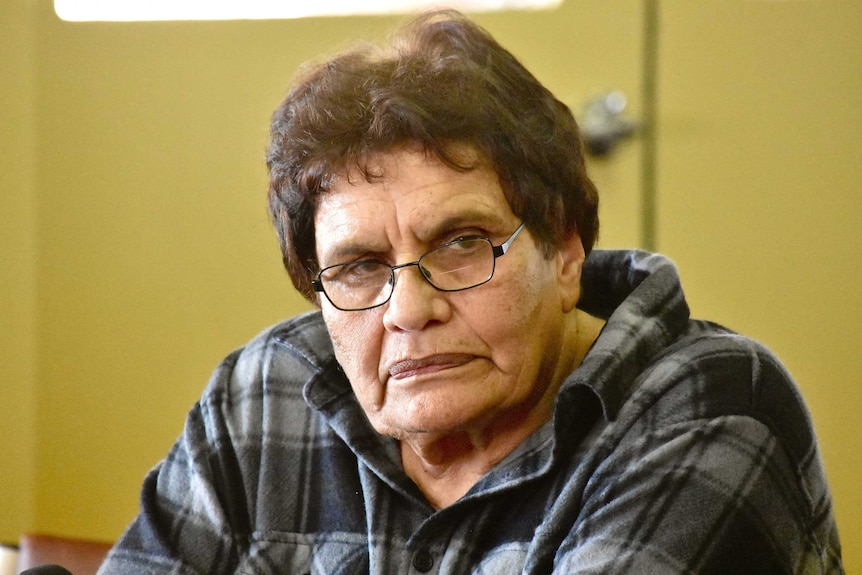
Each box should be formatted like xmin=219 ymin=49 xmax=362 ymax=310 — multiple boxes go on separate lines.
xmin=55 ymin=0 xmax=561 ymax=22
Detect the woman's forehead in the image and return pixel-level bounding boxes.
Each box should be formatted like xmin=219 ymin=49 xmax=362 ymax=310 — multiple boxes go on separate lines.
xmin=313 ymin=151 xmax=516 ymax=263
xmin=318 ymin=149 xmax=508 ymax=219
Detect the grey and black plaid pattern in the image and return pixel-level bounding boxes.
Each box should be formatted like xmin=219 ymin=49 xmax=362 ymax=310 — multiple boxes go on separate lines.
xmin=99 ymin=250 xmax=844 ymax=574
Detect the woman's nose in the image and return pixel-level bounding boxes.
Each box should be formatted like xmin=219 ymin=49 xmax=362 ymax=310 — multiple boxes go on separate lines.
xmin=382 ymin=265 xmax=450 ymax=332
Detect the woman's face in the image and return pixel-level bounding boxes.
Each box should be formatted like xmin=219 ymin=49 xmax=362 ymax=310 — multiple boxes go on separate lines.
xmin=314 ymin=147 xmax=584 ymax=441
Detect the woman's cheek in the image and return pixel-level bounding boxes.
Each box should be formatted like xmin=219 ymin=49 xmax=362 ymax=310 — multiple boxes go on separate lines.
xmin=325 ymin=311 xmax=386 ymax=402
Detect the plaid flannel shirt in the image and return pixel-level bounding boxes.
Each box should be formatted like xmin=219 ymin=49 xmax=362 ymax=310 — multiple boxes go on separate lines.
xmin=99 ymin=250 xmax=844 ymax=574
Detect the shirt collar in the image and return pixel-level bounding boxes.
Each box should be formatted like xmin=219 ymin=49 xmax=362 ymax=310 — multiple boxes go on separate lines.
xmin=561 ymin=250 xmax=691 ymax=422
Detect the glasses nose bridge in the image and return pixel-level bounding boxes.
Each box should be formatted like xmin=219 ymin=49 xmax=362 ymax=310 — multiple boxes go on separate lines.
xmin=389 ymin=255 xmax=433 ymax=289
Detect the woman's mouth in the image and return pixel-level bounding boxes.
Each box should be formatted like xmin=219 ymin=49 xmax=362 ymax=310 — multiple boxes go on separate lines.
xmin=387 ymin=354 xmax=474 ymax=380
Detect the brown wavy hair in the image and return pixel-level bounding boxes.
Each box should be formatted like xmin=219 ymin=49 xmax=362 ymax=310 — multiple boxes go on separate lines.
xmin=267 ymin=10 xmax=599 ymax=303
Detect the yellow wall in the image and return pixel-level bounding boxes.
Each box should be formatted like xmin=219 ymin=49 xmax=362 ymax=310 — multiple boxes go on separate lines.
xmin=0 ymin=0 xmax=37 ymax=545
xmin=657 ymin=6 xmax=862 ymax=571
xmin=1 ymin=0 xmax=858 ymax=571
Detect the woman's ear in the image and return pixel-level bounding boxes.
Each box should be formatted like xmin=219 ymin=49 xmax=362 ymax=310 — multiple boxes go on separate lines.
xmin=556 ymin=233 xmax=586 ymax=313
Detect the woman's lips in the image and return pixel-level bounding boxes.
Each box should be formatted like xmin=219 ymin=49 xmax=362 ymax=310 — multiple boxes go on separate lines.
xmin=387 ymin=354 xmax=474 ymax=380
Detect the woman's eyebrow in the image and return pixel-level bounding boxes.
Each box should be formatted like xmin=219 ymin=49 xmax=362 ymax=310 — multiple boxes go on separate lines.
xmin=320 ymin=239 xmax=387 ymax=267
xmin=422 ymin=211 xmax=506 ymax=241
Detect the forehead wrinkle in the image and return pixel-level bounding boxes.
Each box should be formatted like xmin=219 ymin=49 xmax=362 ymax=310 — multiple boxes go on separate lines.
xmin=316 ymin=212 xmax=394 ymax=267
xmin=319 ymin=204 xmax=509 ymax=268
xmin=417 ymin=208 xmax=509 ymax=243
xmin=316 ymin=149 xmax=511 ymax=266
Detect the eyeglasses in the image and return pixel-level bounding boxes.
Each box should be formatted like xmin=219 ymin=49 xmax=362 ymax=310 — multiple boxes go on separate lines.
xmin=312 ymin=222 xmax=525 ymax=311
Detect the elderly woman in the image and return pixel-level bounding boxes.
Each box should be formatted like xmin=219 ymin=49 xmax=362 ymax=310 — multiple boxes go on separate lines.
xmin=98 ymin=10 xmax=843 ymax=575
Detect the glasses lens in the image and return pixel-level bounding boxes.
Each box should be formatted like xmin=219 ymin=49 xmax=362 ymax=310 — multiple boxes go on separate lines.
xmin=420 ymin=238 xmax=494 ymax=291
xmin=319 ymin=261 xmax=392 ymax=310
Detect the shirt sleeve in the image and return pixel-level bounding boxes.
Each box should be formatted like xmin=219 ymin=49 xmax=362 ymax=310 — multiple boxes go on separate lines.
xmin=555 ymin=416 xmax=821 ymax=573
xmin=550 ymin=338 xmax=843 ymax=574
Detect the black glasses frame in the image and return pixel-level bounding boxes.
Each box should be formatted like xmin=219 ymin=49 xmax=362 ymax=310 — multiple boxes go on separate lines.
xmin=312 ymin=222 xmax=525 ymax=311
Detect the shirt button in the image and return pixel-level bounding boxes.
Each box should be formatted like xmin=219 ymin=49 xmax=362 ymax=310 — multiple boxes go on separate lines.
xmin=412 ymin=549 xmax=435 ymax=573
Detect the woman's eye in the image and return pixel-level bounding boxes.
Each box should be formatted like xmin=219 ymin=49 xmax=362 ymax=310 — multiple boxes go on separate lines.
xmin=450 ymin=236 xmax=486 ymax=249
xmin=451 ymin=234 xmax=484 ymax=243
xmin=437 ymin=238 xmax=488 ymax=260
xmin=441 ymin=229 xmax=488 ymax=247
xmin=327 ymin=261 xmax=389 ymax=285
